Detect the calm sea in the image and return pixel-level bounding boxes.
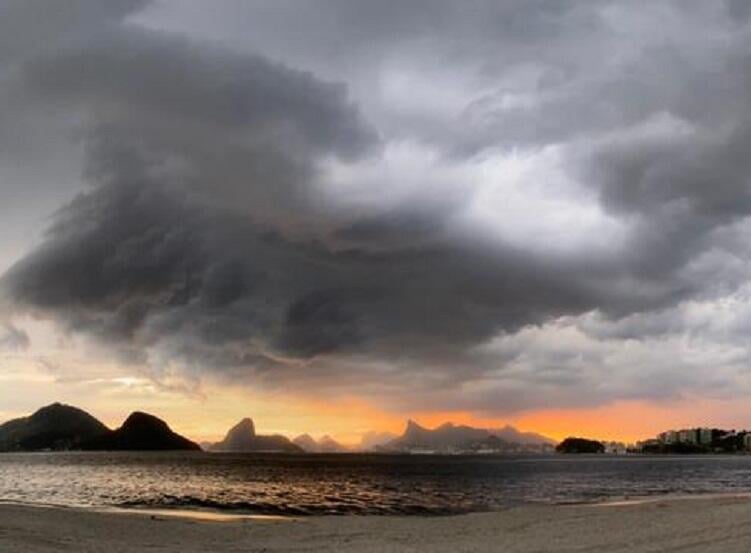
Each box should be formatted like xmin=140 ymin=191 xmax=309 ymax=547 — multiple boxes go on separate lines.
xmin=2 ymin=452 xmax=751 ymax=516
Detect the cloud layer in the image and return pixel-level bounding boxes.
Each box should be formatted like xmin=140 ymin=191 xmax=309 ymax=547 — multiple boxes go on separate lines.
xmin=4 ymin=0 xmax=751 ymax=415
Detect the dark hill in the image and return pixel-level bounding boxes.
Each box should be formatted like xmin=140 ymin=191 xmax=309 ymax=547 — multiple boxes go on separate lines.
xmin=0 ymin=403 xmax=109 ymax=451
xmin=82 ymin=412 xmax=201 ymax=451
xmin=211 ymin=418 xmax=302 ymax=452
xmin=556 ymin=437 xmax=605 ymax=454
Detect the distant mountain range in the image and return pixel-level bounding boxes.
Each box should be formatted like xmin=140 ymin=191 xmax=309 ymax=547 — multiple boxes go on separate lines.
xmin=0 ymin=403 xmax=199 ymax=452
xmin=0 ymin=403 xmax=555 ymax=454
xmin=210 ymin=418 xmax=302 ymax=452
xmin=381 ymin=420 xmax=554 ymax=453
xmin=293 ymin=433 xmax=347 ymax=453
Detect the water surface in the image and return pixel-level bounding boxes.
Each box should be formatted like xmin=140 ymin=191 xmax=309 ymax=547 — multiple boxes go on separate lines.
xmin=2 ymin=452 xmax=751 ymax=515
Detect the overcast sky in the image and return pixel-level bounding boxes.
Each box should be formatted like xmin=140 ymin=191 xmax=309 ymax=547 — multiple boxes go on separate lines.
xmin=2 ymin=1 xmax=751 ymax=440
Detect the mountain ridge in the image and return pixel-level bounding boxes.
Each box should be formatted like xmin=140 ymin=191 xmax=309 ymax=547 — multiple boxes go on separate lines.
xmin=211 ymin=418 xmax=302 ymax=452
xmin=383 ymin=420 xmax=554 ymax=452
xmin=293 ymin=433 xmax=347 ymax=453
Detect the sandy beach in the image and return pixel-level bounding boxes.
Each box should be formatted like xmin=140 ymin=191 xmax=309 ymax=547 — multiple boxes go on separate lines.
xmin=2 ymin=496 xmax=751 ymax=552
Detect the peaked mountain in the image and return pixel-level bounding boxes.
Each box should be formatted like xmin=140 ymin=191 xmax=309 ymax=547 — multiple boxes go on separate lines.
xmin=382 ymin=420 xmax=554 ymax=452
xmin=317 ymin=435 xmax=347 ymax=453
xmin=292 ymin=433 xmax=347 ymax=453
xmin=293 ymin=433 xmax=319 ymax=451
xmin=212 ymin=418 xmax=257 ymax=450
xmin=82 ymin=412 xmax=201 ymax=451
xmin=211 ymin=418 xmax=302 ymax=453
xmin=0 ymin=403 xmax=109 ymax=452
xmin=358 ymin=431 xmax=398 ymax=451
xmin=388 ymin=420 xmax=490 ymax=450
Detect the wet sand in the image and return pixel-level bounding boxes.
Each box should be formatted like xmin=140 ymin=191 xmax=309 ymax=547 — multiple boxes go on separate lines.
xmin=3 ymin=495 xmax=751 ymax=552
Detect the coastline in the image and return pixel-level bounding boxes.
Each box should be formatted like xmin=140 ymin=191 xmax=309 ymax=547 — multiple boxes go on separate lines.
xmin=3 ymin=495 xmax=751 ymax=552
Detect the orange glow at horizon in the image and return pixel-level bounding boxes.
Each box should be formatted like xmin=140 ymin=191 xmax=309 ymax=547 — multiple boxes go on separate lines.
xmin=505 ymin=397 xmax=751 ymax=443
xmin=271 ymin=395 xmax=751 ymax=446
xmin=5 ymin=352 xmax=751 ymax=446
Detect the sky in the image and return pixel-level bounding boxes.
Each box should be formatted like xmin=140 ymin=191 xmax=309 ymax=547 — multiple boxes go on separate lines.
xmin=2 ymin=0 xmax=751 ymax=444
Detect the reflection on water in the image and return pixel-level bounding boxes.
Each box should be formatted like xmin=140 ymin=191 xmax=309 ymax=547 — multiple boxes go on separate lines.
xmin=2 ymin=452 xmax=751 ymax=516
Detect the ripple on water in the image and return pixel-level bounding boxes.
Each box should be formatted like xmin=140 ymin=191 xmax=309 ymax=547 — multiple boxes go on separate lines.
xmin=2 ymin=452 xmax=751 ymax=515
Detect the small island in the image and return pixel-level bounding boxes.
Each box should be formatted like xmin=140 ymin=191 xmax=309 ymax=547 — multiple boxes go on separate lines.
xmin=555 ymin=437 xmax=605 ymax=454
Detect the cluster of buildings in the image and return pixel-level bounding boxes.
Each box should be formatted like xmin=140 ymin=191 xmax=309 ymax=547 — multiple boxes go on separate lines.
xmin=636 ymin=427 xmax=751 ymax=453
xmin=602 ymin=441 xmax=629 ymax=454
xmin=657 ymin=428 xmax=714 ymax=446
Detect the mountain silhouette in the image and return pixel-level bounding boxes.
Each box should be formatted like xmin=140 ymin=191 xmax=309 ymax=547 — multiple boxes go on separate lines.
xmin=489 ymin=425 xmax=555 ymax=446
xmin=392 ymin=420 xmax=490 ymax=450
xmin=383 ymin=420 xmax=554 ymax=452
xmin=82 ymin=412 xmax=201 ymax=451
xmin=358 ymin=430 xmax=398 ymax=451
xmin=317 ymin=435 xmax=347 ymax=452
xmin=293 ymin=433 xmax=347 ymax=452
xmin=0 ymin=403 xmax=109 ymax=451
xmin=211 ymin=418 xmax=302 ymax=452
xmin=293 ymin=433 xmax=319 ymax=451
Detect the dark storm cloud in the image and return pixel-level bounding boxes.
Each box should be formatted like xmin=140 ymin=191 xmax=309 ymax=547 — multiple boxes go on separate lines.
xmin=4 ymin=0 xmax=751 ymax=413
xmin=137 ymin=1 xmax=743 ymax=153
xmin=0 ymin=0 xmax=147 ymax=63
xmin=2 ymin=176 xmax=607 ymax=363
xmin=0 ymin=2 xmax=603 ymax=361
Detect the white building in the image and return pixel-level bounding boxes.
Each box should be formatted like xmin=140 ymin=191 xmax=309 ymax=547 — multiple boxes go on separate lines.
xmin=698 ymin=428 xmax=713 ymax=445
xmin=678 ymin=429 xmax=698 ymax=444
xmin=603 ymin=442 xmax=627 ymax=455
xmin=659 ymin=430 xmax=678 ymax=444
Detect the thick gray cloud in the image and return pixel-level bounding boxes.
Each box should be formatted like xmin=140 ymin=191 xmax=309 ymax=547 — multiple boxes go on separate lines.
xmin=0 ymin=323 xmax=29 ymax=352
xmin=4 ymin=0 xmax=751 ymax=415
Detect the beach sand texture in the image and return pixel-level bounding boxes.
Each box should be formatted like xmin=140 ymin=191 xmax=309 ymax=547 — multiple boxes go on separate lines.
xmin=2 ymin=496 xmax=751 ymax=552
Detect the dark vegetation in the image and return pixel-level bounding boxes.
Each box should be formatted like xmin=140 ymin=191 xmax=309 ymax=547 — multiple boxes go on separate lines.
xmin=556 ymin=437 xmax=605 ymax=454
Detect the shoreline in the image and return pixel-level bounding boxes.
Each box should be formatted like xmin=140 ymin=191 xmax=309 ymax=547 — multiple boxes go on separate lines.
xmin=585 ymin=490 xmax=751 ymax=508
xmin=4 ymin=494 xmax=751 ymax=552
xmin=6 ymin=488 xmax=751 ymax=519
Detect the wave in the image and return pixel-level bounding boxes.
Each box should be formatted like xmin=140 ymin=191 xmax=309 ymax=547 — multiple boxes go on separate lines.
xmin=117 ymin=494 xmax=474 ymax=516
